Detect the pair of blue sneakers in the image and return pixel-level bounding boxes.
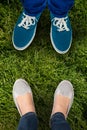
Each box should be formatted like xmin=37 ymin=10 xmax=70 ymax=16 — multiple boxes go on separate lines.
xmin=12 ymin=11 xmax=72 ymax=54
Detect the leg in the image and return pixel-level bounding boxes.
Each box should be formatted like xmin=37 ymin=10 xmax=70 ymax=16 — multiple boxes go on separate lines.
xmin=12 ymin=79 xmax=38 ymax=130
xmin=20 ymin=0 xmax=47 ymax=16
xmin=50 ymin=80 xmax=74 ymax=130
xmin=48 ymin=0 xmax=74 ymax=17
xmin=18 ymin=112 xmax=38 ymax=130
xmin=48 ymin=0 xmax=74 ymax=54
xmin=12 ymin=0 xmax=47 ymax=51
xmin=51 ymin=112 xmax=71 ymax=130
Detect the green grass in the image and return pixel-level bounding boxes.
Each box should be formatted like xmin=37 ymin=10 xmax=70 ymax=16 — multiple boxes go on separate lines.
xmin=0 ymin=0 xmax=87 ymax=130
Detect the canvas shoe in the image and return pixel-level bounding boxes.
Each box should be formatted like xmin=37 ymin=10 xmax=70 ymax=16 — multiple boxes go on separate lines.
xmin=51 ymin=80 xmax=74 ymax=118
xmin=50 ymin=13 xmax=72 ymax=54
xmin=12 ymin=11 xmax=41 ymax=50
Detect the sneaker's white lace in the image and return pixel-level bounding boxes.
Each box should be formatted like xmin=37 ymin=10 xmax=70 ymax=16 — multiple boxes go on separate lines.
xmin=52 ymin=16 xmax=69 ymax=32
xmin=18 ymin=13 xmax=37 ymax=30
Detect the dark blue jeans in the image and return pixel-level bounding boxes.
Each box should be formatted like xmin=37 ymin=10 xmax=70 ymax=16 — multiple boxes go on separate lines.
xmin=20 ymin=0 xmax=74 ymax=17
xmin=17 ymin=112 xmax=71 ymax=130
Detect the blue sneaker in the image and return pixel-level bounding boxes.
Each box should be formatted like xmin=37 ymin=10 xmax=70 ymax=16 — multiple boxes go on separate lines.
xmin=50 ymin=13 xmax=72 ymax=54
xmin=12 ymin=11 xmax=40 ymax=50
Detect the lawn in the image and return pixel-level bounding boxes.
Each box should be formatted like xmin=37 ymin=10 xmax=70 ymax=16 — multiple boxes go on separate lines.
xmin=0 ymin=0 xmax=87 ymax=130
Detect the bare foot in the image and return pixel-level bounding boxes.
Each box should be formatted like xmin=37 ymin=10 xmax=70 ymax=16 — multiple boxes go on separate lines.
xmin=51 ymin=94 xmax=70 ymax=118
xmin=16 ymin=93 xmax=35 ymax=116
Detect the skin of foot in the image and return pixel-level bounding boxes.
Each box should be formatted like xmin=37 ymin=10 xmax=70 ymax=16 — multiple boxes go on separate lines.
xmin=51 ymin=94 xmax=70 ymax=118
xmin=16 ymin=93 xmax=35 ymax=116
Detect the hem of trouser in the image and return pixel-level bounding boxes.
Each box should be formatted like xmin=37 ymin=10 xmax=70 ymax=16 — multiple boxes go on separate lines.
xmin=21 ymin=112 xmax=37 ymax=119
xmin=50 ymin=11 xmax=68 ymax=18
xmin=49 ymin=112 xmax=65 ymax=127
xmin=50 ymin=112 xmax=65 ymax=127
xmin=50 ymin=112 xmax=72 ymax=130
xmin=51 ymin=112 xmax=65 ymax=120
xmin=21 ymin=0 xmax=47 ymax=16
xmin=18 ymin=112 xmax=38 ymax=130
xmin=24 ymin=9 xmax=43 ymax=17
xmin=49 ymin=1 xmax=74 ymax=18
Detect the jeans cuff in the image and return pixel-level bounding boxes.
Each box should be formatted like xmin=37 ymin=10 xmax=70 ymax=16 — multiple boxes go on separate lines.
xmin=51 ymin=112 xmax=65 ymax=120
xmin=50 ymin=112 xmax=65 ymax=127
xmin=21 ymin=112 xmax=37 ymax=119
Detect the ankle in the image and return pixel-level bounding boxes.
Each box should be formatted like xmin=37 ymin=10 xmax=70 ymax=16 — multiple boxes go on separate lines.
xmin=21 ymin=105 xmax=35 ymax=116
xmin=52 ymin=105 xmax=67 ymax=118
xmin=51 ymin=95 xmax=70 ymax=118
xmin=16 ymin=93 xmax=35 ymax=116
